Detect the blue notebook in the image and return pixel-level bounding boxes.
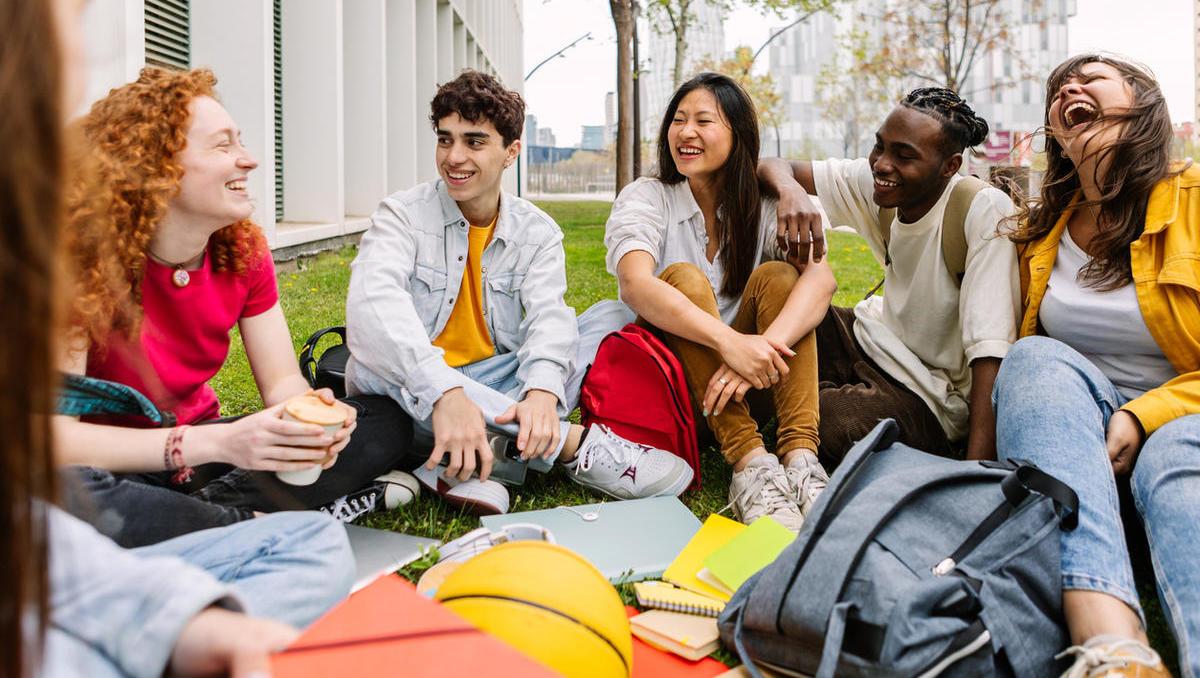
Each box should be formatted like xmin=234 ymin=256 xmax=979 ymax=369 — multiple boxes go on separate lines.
xmin=481 ymin=496 xmax=703 ymax=584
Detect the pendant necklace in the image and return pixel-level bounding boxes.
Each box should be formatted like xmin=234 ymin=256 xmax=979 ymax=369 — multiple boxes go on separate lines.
xmin=148 ymin=248 xmax=200 ymax=288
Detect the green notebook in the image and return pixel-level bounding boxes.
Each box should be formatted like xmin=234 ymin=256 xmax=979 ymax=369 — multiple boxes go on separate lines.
xmin=700 ymin=516 xmax=795 ymax=594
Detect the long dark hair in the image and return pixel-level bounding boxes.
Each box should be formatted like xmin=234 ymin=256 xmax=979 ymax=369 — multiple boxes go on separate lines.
xmin=0 ymin=0 xmax=61 ymax=674
xmin=657 ymin=72 xmax=761 ymax=297
xmin=1009 ymin=54 xmax=1179 ymax=290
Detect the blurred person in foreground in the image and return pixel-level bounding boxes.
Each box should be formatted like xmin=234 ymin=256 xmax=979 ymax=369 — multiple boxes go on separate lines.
xmin=2 ymin=0 xmax=353 ymax=676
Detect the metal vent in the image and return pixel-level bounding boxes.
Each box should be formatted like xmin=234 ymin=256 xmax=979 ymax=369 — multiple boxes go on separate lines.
xmin=144 ymin=0 xmax=189 ymax=71
xmin=273 ymin=0 xmax=284 ymax=221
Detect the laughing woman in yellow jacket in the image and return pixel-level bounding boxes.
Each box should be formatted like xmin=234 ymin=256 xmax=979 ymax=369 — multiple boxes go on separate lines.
xmin=996 ymin=54 xmax=1200 ymax=678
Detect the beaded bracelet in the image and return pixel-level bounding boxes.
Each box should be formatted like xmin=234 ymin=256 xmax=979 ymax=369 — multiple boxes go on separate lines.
xmin=164 ymin=424 xmax=195 ymax=485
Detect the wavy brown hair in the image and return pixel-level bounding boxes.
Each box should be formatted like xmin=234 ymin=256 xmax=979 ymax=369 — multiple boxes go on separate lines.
xmin=1008 ymin=54 xmax=1180 ymax=290
xmin=0 ymin=0 xmax=61 ymax=674
xmin=657 ymin=73 xmax=761 ymax=297
xmin=66 ymin=67 xmax=266 ymax=349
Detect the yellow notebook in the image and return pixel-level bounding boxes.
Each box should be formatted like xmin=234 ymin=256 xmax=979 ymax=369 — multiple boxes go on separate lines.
xmin=629 ymin=609 xmax=721 ymax=661
xmin=662 ymin=514 xmax=746 ymax=602
xmin=633 ymin=581 xmax=725 ymax=617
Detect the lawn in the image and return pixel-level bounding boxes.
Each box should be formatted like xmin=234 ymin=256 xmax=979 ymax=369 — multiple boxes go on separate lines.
xmin=212 ymin=199 xmax=1176 ymax=671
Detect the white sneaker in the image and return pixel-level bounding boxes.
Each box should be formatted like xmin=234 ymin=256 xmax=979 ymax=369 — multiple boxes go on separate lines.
xmin=374 ymin=470 xmax=420 ymax=510
xmin=412 ymin=464 xmax=510 ymax=515
xmin=1056 ymin=634 xmax=1169 ymax=677
xmin=727 ymin=455 xmax=806 ymax=532
xmin=562 ymin=424 xmax=694 ymax=500
xmin=785 ymin=450 xmax=829 ymax=517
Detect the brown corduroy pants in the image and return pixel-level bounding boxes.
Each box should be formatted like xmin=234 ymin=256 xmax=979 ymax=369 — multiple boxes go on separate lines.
xmin=648 ymin=261 xmax=820 ymax=465
xmin=815 ymin=305 xmax=952 ymax=471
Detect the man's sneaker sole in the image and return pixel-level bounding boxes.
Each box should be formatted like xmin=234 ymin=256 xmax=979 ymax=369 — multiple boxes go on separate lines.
xmin=412 ymin=465 xmax=509 ymax=516
xmin=374 ymin=470 xmax=420 ymax=510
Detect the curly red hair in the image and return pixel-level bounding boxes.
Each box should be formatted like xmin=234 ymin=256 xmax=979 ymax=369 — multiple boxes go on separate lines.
xmin=66 ymin=67 xmax=267 ymax=349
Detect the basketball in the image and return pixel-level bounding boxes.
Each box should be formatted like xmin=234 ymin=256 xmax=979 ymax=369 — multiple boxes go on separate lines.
xmin=434 ymin=541 xmax=633 ymax=678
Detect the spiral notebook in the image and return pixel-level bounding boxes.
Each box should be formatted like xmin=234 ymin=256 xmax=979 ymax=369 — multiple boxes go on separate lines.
xmin=633 ymin=581 xmax=725 ymax=617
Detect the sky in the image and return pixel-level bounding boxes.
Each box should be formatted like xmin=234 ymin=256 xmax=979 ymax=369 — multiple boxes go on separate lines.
xmin=522 ymin=0 xmax=1195 ymax=148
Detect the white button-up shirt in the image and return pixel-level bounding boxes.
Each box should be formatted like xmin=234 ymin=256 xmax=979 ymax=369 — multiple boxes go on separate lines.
xmin=604 ymin=177 xmax=786 ymax=324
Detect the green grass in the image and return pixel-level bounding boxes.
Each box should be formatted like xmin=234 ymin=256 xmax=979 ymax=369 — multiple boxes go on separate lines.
xmin=212 ymin=199 xmax=1176 ymax=670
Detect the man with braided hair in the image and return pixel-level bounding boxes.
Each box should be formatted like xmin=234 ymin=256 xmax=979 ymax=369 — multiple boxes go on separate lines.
xmin=758 ymin=87 xmax=1018 ymax=466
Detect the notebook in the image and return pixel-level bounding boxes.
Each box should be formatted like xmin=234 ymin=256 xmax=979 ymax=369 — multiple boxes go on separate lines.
xmin=630 ymin=609 xmax=721 ymax=661
xmin=480 ymin=495 xmax=702 ymax=583
xmin=661 ymin=513 xmax=746 ymax=601
xmin=634 ymin=581 xmax=725 ymax=617
xmin=344 ymin=524 xmax=439 ymax=591
xmin=625 ymin=607 xmax=730 ymax=677
xmin=700 ymin=516 xmax=795 ymax=595
xmin=272 ymin=575 xmax=560 ymax=677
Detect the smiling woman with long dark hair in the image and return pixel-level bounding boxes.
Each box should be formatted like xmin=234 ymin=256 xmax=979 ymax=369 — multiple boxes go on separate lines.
xmin=998 ymin=54 xmax=1200 ymax=677
xmin=605 ymin=72 xmax=837 ymax=532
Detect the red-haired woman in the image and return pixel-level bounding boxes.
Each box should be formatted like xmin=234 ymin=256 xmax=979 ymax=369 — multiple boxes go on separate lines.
xmin=58 ymin=68 xmax=418 ymax=547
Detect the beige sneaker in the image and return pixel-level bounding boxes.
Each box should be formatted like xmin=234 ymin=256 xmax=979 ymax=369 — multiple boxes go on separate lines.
xmin=726 ymin=454 xmax=806 ymax=532
xmin=1057 ymin=635 xmax=1171 ymax=678
xmin=785 ymin=450 xmax=830 ymax=517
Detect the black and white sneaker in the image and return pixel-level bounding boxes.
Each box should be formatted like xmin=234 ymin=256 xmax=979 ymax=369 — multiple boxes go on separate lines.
xmin=317 ymin=470 xmax=420 ymax=522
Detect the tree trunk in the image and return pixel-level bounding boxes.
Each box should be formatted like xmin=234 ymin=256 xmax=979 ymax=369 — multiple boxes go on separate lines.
xmin=633 ymin=12 xmax=642 ymax=179
xmin=671 ymin=0 xmax=690 ymax=90
xmin=612 ymin=0 xmax=635 ymax=192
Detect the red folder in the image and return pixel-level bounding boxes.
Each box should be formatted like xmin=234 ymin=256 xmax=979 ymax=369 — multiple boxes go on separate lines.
xmin=272 ymin=575 xmax=563 ymax=677
xmin=625 ymin=606 xmax=729 ymax=678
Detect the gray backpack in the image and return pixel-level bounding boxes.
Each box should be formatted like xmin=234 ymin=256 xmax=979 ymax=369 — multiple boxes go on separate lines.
xmin=718 ymin=419 xmax=1078 ymax=678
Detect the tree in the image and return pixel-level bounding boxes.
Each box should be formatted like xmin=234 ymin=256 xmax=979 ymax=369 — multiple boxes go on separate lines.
xmin=694 ymin=46 xmax=787 ymax=155
xmin=854 ymin=0 xmax=1034 ymax=96
xmin=815 ymin=29 xmax=895 ymax=156
xmin=646 ymin=0 xmax=838 ymax=91
xmin=611 ymin=0 xmax=637 ymax=192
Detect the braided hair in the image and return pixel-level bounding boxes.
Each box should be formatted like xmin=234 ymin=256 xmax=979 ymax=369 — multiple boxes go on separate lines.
xmin=900 ymin=87 xmax=990 ymax=157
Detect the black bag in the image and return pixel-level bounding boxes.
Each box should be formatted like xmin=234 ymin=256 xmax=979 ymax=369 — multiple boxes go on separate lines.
xmin=718 ymin=419 xmax=1079 ymax=678
xmin=299 ymin=326 xmax=350 ymax=398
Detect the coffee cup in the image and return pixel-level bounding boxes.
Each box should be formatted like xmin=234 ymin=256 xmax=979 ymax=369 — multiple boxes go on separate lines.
xmin=275 ymin=393 xmax=347 ymax=486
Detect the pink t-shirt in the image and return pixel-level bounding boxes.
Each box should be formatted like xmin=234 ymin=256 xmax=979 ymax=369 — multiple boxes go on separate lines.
xmin=86 ymin=242 xmax=279 ymax=427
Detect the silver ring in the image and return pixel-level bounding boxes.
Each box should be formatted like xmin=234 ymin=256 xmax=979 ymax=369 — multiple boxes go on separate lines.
xmin=770 ymin=372 xmax=779 ymax=380
xmin=718 ymin=377 xmax=729 ymax=385
xmin=795 ymin=233 xmax=802 ymax=244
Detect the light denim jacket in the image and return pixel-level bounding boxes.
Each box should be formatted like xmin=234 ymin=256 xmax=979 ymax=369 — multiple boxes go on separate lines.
xmin=346 ymin=179 xmax=577 ymax=419
xmin=43 ymin=506 xmax=242 ymax=678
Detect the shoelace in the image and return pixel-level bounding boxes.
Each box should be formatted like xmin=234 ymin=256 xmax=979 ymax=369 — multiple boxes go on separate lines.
xmin=575 ymin=425 xmax=647 ymax=478
xmin=721 ymin=465 xmax=796 ymax=517
xmin=1056 ymin=638 xmax=1160 ymax=678
xmin=788 ymin=456 xmax=829 ymax=505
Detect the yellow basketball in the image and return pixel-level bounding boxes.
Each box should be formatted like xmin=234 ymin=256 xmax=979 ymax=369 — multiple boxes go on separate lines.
xmin=434 ymin=541 xmax=633 ymax=678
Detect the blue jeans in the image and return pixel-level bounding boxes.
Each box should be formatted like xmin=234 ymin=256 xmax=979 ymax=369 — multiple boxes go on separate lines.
xmin=42 ymin=511 xmax=353 ymax=677
xmin=994 ymin=336 xmax=1200 ymax=676
xmin=396 ymin=299 xmax=635 ymax=473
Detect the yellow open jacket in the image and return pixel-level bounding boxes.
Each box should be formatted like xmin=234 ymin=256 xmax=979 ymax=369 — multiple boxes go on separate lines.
xmin=1018 ymin=163 xmax=1200 ymax=436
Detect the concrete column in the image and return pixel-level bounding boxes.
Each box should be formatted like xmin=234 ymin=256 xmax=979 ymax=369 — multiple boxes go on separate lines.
xmin=466 ymin=36 xmax=477 ymax=70
xmin=191 ymin=0 xmax=277 ymax=239
xmin=344 ymin=0 xmax=388 ymax=215
xmin=453 ymin=14 xmax=467 ymax=75
xmin=80 ymin=0 xmax=145 ymax=115
xmin=413 ymin=0 xmax=439 ymax=185
xmin=384 ymin=0 xmax=419 ymax=193
xmin=437 ymin=0 xmax=454 ymax=82
xmin=281 ymin=0 xmax=344 ymax=223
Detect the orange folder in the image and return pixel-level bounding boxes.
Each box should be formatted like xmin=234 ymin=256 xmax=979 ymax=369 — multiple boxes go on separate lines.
xmin=625 ymin=606 xmax=729 ymax=678
xmin=272 ymin=575 xmax=563 ymax=677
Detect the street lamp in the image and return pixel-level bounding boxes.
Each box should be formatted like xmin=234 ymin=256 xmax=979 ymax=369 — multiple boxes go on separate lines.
xmin=519 ymin=32 xmax=594 ymax=196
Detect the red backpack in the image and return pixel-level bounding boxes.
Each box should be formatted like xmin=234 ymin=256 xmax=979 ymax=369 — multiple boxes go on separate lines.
xmin=580 ymin=324 xmax=701 ymax=489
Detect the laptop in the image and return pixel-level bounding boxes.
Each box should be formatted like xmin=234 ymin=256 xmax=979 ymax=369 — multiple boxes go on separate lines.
xmin=344 ymin=524 xmax=440 ymax=591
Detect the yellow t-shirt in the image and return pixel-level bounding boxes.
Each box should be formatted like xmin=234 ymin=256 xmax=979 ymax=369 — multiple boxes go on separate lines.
xmin=432 ymin=214 xmax=497 ymax=367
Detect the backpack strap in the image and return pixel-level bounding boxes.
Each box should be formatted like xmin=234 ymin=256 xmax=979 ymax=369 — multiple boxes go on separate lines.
xmin=941 ymin=175 xmax=989 ymax=285
xmin=865 ymin=175 xmax=988 ymax=298
xmin=298 ymin=325 xmax=346 ymax=389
